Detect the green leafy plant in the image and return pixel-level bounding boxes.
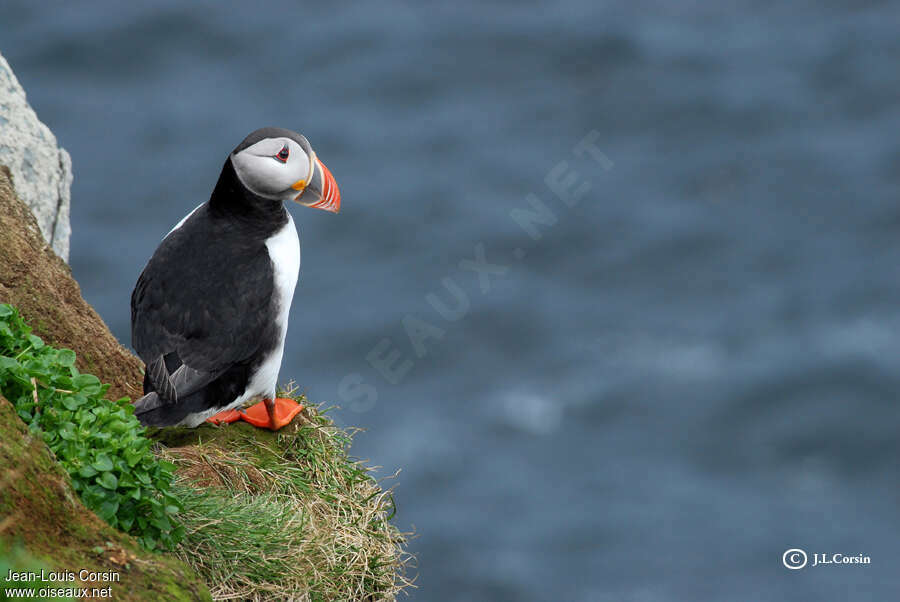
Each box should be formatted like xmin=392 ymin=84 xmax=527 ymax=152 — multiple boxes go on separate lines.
xmin=0 ymin=304 xmax=183 ymax=551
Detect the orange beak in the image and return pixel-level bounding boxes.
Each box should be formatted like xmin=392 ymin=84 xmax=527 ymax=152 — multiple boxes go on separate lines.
xmin=294 ymin=157 xmax=340 ymax=213
xmin=309 ymin=158 xmax=341 ymax=213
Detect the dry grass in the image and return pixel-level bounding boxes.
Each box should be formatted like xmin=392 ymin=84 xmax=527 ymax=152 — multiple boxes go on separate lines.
xmin=155 ymin=386 xmax=414 ymax=601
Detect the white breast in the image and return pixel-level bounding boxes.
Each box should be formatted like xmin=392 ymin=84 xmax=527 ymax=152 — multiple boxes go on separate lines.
xmin=266 ymin=213 xmax=301 ymax=338
xmin=239 ymin=214 xmax=300 ymax=402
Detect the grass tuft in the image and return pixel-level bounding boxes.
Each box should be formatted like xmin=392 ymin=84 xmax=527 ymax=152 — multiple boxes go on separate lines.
xmin=155 ymin=383 xmax=414 ymax=601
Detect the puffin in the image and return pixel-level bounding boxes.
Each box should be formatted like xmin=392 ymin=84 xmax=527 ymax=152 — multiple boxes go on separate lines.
xmin=130 ymin=127 xmax=340 ymax=430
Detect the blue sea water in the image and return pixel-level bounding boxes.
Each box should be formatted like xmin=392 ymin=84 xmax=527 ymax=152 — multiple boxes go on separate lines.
xmin=2 ymin=1 xmax=900 ymax=600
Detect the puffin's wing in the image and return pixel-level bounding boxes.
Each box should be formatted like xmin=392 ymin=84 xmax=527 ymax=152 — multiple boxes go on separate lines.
xmin=131 ymin=217 xmax=278 ymax=391
xmin=169 ymin=363 xmax=223 ymax=396
xmin=144 ymin=357 xmax=222 ymax=402
xmin=146 ymin=355 xmax=178 ymax=401
xmin=132 ymin=362 xmax=223 ymax=416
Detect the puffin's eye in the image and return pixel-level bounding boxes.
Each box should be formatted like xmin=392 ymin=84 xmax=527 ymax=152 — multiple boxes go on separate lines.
xmin=275 ymin=146 xmax=290 ymax=163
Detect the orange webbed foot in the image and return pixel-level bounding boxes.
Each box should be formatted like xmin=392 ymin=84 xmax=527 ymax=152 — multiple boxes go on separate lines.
xmin=239 ymin=397 xmax=304 ymax=430
xmin=206 ymin=408 xmax=243 ymax=425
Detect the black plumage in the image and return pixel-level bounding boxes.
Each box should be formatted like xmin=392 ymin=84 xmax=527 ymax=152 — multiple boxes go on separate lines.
xmin=131 ymin=158 xmax=288 ymax=426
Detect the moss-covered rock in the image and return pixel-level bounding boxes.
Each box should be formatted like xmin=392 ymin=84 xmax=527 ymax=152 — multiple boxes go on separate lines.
xmin=0 ymin=394 xmax=211 ymax=601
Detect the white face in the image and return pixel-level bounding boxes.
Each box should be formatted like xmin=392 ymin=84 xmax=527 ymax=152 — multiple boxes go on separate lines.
xmin=230 ymin=136 xmax=313 ymax=200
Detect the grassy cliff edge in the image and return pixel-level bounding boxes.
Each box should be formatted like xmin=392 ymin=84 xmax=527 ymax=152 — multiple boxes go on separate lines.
xmin=0 ymin=164 xmax=412 ymax=600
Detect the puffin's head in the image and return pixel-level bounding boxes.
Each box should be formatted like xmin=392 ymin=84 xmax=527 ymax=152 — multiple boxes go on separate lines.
xmin=230 ymin=127 xmax=340 ymax=213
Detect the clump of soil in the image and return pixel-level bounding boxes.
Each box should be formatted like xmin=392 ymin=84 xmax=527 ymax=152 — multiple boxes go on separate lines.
xmin=0 ymin=165 xmax=143 ymax=402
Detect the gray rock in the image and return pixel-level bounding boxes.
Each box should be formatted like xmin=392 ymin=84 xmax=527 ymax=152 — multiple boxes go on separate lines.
xmin=0 ymin=52 xmax=72 ymax=261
